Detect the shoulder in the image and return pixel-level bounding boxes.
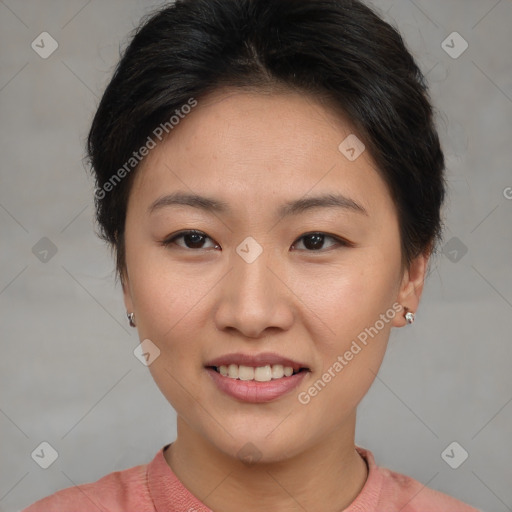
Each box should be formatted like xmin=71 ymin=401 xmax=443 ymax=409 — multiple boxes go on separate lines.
xmin=356 ymin=447 xmax=481 ymax=512
xmin=377 ymin=464 xmax=480 ymax=512
xmin=21 ymin=462 xmax=153 ymax=512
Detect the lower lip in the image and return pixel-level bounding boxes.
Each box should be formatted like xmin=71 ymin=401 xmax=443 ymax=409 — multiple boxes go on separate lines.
xmin=206 ymin=368 xmax=308 ymax=403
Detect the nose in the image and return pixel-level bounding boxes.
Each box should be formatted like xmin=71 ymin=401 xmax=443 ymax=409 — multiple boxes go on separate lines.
xmin=213 ymin=244 xmax=294 ymax=339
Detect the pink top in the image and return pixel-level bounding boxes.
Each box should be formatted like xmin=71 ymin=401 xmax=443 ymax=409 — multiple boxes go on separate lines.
xmin=22 ymin=444 xmax=480 ymax=512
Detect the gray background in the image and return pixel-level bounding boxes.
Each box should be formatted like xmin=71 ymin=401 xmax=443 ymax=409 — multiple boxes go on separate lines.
xmin=1 ymin=1 xmax=511 ymax=511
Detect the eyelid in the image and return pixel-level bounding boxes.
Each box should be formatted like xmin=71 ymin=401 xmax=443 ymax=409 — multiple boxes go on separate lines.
xmin=161 ymin=229 xmax=218 ymax=249
xmin=292 ymin=231 xmax=354 ymax=251
xmin=161 ymin=230 xmax=354 ymax=250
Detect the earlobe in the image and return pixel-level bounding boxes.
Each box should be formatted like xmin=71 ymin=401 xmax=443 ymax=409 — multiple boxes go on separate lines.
xmin=127 ymin=312 xmax=137 ymax=328
xmin=392 ymin=251 xmax=430 ymax=328
xmin=122 ymin=277 xmax=137 ymax=328
xmin=121 ymin=272 xmax=134 ymax=317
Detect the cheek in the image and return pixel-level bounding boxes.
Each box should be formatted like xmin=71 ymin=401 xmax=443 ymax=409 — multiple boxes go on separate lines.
xmin=291 ymin=241 xmax=402 ymax=407
xmin=292 ymin=266 xmax=397 ymax=432
xmin=127 ymin=256 xmax=209 ymax=413
xmin=127 ymin=244 xmax=202 ymax=337
xmin=292 ymin=255 xmax=400 ymax=346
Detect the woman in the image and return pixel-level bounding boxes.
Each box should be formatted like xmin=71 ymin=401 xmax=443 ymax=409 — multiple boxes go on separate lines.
xmin=23 ymin=0 xmax=480 ymax=510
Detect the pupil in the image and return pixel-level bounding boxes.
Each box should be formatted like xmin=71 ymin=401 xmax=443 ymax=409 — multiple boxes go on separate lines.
xmin=305 ymin=234 xmax=323 ymax=250
xmin=186 ymin=233 xmax=204 ymax=248
xmin=183 ymin=233 xmax=326 ymax=250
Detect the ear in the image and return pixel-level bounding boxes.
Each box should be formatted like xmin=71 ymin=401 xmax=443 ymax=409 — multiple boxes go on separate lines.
xmin=121 ymin=270 xmax=134 ymax=316
xmin=392 ymin=249 xmax=431 ymax=328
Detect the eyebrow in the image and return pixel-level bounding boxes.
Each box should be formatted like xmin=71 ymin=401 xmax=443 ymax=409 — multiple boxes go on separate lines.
xmin=148 ymin=191 xmax=368 ymax=217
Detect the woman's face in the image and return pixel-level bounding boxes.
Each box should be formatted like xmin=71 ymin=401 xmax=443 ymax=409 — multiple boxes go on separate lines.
xmin=122 ymin=88 xmax=427 ymax=462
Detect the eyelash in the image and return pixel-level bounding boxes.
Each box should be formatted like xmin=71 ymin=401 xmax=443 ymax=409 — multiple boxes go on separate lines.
xmin=160 ymin=230 xmax=354 ymax=252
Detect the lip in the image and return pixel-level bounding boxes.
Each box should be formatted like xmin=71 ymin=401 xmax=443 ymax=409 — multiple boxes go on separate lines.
xmin=204 ymin=352 xmax=311 ymax=403
xmin=206 ymin=367 xmax=309 ymax=403
xmin=204 ymin=352 xmax=309 ymax=372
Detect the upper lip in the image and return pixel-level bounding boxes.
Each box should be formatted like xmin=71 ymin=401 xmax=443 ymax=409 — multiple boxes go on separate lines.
xmin=205 ymin=352 xmax=309 ymax=372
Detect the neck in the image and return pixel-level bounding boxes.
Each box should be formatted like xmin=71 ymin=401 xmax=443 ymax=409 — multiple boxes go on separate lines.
xmin=165 ymin=413 xmax=368 ymax=512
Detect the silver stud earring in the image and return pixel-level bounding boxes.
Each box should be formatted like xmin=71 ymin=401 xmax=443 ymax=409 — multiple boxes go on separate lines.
xmin=127 ymin=312 xmax=136 ymax=328
xmin=404 ymin=310 xmax=415 ymax=325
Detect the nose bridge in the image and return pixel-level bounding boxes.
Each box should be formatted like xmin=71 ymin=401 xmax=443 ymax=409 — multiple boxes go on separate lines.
xmin=214 ymin=235 xmax=293 ymax=337
xmin=232 ymin=237 xmax=275 ymax=305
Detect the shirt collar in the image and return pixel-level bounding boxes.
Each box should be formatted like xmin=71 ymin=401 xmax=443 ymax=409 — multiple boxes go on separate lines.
xmin=147 ymin=444 xmax=382 ymax=512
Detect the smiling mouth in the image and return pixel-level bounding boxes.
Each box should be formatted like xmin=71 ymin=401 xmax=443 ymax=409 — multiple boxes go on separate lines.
xmin=208 ymin=364 xmax=309 ymax=382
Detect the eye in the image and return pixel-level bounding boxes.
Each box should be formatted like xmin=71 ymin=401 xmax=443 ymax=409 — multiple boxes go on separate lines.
xmin=161 ymin=230 xmax=352 ymax=252
xmin=161 ymin=230 xmax=219 ymax=250
xmin=291 ymin=232 xmax=350 ymax=252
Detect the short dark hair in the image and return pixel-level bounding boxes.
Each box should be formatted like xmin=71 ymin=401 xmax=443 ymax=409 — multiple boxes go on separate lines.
xmin=87 ymin=0 xmax=445 ymax=282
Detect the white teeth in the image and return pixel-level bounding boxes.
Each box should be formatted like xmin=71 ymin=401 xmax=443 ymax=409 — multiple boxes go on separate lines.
xmin=215 ymin=364 xmax=298 ymax=381
xmin=227 ymin=364 xmax=238 ymax=379
xmin=238 ymin=365 xmax=255 ymax=381
xmin=271 ymin=364 xmax=284 ymax=379
xmin=284 ymin=366 xmax=293 ymax=377
xmin=254 ymin=365 xmax=272 ymax=382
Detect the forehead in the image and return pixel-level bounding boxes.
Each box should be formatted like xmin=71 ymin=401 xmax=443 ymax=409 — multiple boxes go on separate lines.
xmin=130 ymin=87 xmax=393 ymax=220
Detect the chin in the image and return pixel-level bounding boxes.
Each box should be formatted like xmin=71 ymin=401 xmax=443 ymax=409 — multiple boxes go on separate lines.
xmin=196 ymin=415 xmax=313 ymax=465
xmin=219 ymin=435 xmax=298 ymax=465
